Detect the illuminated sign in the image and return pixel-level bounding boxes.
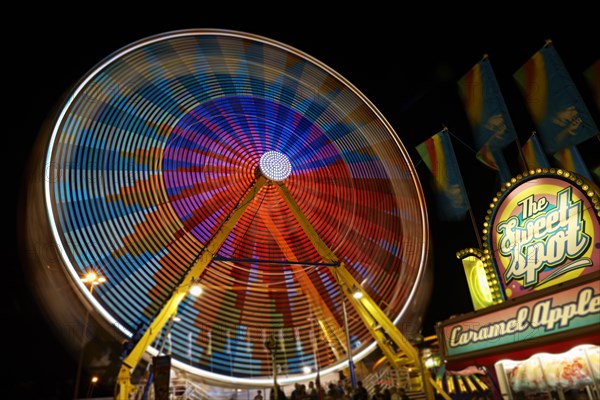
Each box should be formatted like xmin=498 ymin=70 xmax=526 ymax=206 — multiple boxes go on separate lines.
xmin=461 ymin=253 xmax=494 ymax=310
xmin=439 ymin=277 xmax=600 ymax=358
xmin=486 ymin=172 xmax=599 ymax=299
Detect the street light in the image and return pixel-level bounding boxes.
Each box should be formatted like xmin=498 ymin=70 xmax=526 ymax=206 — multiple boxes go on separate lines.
xmin=340 ymin=291 xmax=357 ymax=389
xmin=86 ymin=376 xmax=99 ymax=398
xmin=73 ymin=271 xmax=106 ymax=399
xmin=265 ymin=333 xmax=279 ymax=400
xmin=82 ymin=271 xmax=106 ymax=286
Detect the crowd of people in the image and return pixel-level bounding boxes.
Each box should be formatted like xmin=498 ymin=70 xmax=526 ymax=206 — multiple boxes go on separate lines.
xmin=266 ymin=381 xmax=411 ymax=400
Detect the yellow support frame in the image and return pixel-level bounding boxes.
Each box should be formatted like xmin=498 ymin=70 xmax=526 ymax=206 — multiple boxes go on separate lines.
xmin=114 ymin=175 xmax=450 ymax=400
xmin=115 ymin=176 xmax=268 ymax=400
xmin=274 ymin=181 xmax=450 ymax=400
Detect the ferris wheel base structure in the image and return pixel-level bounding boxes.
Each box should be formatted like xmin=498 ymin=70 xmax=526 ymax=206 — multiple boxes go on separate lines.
xmin=113 ymin=173 xmax=449 ymax=400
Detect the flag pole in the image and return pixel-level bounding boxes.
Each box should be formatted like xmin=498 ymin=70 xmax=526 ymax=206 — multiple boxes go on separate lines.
xmin=515 ymin=132 xmax=529 ymax=172
xmin=522 ymin=132 xmax=533 ymax=171
xmin=468 ymin=206 xmax=482 ymax=249
xmin=443 ymin=125 xmax=482 ymax=248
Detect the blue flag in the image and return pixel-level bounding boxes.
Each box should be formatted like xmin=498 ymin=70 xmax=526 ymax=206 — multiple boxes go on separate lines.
xmin=416 ymin=130 xmax=471 ymax=221
xmin=522 ymin=133 xmax=550 ymax=170
xmin=553 ymin=146 xmax=594 ymax=182
xmin=514 ymin=42 xmax=599 ymax=154
xmin=458 ymin=56 xmax=518 ymax=181
xmin=584 ymin=60 xmax=599 ymax=112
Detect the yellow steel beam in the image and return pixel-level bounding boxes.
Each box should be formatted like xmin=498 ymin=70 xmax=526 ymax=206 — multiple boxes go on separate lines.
xmin=260 ymin=213 xmax=346 ymax=358
xmin=115 ymin=174 xmax=450 ymax=400
xmin=274 ymin=181 xmax=447 ymax=400
xmin=115 ymin=175 xmax=268 ymax=400
xmin=273 ymin=182 xmax=339 ymax=264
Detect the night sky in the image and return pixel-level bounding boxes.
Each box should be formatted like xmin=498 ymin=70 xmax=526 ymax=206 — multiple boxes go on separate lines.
xmin=8 ymin=10 xmax=599 ymax=399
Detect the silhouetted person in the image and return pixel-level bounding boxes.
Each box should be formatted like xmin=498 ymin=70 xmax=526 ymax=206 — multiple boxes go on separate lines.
xmin=354 ymin=380 xmax=368 ymax=400
xmin=308 ymin=381 xmax=318 ymax=400
xmin=398 ymin=388 xmax=409 ymax=400
xmin=270 ymin=384 xmax=288 ymax=400
xmin=383 ymin=388 xmax=391 ymax=400
xmin=371 ymin=384 xmax=384 ymax=400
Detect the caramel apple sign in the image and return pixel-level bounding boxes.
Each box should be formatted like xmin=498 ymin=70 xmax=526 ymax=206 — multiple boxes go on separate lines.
xmin=442 ymin=277 xmax=600 ymax=357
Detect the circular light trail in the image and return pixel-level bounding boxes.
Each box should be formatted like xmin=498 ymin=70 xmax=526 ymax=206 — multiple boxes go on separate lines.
xmin=41 ymin=29 xmax=430 ymax=386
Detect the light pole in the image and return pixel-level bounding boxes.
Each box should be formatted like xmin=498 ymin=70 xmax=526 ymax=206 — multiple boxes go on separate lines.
xmin=341 ymin=290 xmax=357 ymax=389
xmin=73 ymin=271 xmax=106 ymax=399
xmin=265 ymin=333 xmax=278 ymax=400
xmin=86 ymin=376 xmax=99 ymax=398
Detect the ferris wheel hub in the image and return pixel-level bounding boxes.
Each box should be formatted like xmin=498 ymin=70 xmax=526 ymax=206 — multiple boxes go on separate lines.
xmin=259 ymin=151 xmax=292 ymax=181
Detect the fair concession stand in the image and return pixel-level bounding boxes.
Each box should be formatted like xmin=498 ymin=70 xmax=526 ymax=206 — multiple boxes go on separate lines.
xmin=436 ymin=170 xmax=600 ymax=400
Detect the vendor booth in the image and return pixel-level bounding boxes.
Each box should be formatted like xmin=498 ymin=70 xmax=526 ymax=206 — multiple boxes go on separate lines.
xmin=437 ymin=169 xmax=600 ymax=400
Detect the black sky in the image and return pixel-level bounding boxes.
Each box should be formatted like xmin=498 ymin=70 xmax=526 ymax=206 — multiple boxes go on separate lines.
xmin=8 ymin=10 xmax=599 ymax=399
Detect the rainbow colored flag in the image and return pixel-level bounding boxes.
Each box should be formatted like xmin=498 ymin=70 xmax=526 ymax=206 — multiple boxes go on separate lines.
xmin=514 ymin=42 xmax=599 ymax=154
xmin=553 ymin=146 xmax=594 ymax=182
xmin=416 ymin=129 xmax=470 ymax=221
xmin=458 ymin=56 xmax=517 ymax=182
xmin=521 ymin=133 xmax=550 ymax=170
xmin=584 ymin=60 xmax=599 ymax=112
xmin=476 ymin=142 xmax=512 ymax=183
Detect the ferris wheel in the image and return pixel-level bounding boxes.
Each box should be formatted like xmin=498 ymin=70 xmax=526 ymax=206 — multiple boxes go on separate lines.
xmin=39 ymin=29 xmax=431 ymax=390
